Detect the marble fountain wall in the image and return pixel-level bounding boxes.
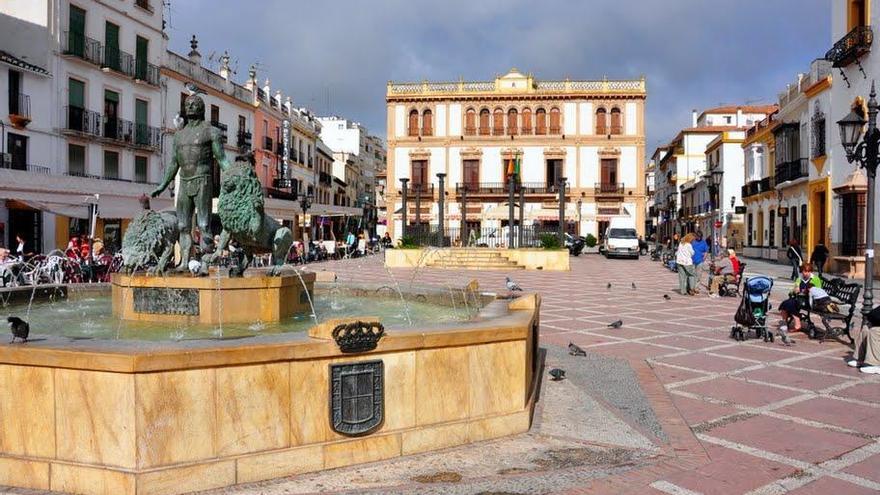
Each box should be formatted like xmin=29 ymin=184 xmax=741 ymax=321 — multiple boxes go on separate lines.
xmin=0 ymin=290 xmax=540 ymax=495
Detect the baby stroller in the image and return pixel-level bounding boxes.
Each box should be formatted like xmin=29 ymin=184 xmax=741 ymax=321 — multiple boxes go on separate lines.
xmin=731 ymin=275 xmax=774 ymax=342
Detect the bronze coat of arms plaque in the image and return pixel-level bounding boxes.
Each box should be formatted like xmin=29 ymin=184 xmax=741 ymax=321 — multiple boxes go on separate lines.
xmin=330 ymin=360 xmax=384 ymax=436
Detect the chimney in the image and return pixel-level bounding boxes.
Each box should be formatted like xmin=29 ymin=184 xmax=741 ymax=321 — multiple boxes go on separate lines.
xmin=692 ymin=109 xmax=698 ymax=127
xmin=188 ymin=35 xmax=201 ymax=65
xmin=244 ymin=65 xmax=257 ymax=91
xmin=219 ymin=51 xmax=230 ymax=81
xmin=736 ymin=107 xmax=743 ymax=127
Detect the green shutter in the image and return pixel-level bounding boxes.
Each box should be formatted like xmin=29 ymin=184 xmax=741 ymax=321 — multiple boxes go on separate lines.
xmin=135 ymin=99 xmax=148 ymax=145
xmin=135 ymin=36 xmax=148 ymax=79
xmin=105 ymin=22 xmax=119 ymax=70
xmin=104 ymin=89 xmax=119 ymax=103
xmin=68 ymin=6 xmax=86 ymax=57
xmin=68 ymin=79 xmax=84 ymax=107
xmin=70 ymin=6 xmax=85 ymax=33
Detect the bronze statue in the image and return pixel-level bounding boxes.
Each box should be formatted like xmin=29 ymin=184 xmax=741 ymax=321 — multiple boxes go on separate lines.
xmin=151 ymin=94 xmax=229 ymax=269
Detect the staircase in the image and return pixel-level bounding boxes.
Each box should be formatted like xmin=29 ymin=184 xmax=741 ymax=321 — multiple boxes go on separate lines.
xmin=424 ymin=249 xmax=525 ymax=270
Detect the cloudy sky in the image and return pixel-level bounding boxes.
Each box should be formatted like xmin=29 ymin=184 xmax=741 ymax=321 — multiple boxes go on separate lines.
xmin=167 ymin=0 xmax=829 ymax=153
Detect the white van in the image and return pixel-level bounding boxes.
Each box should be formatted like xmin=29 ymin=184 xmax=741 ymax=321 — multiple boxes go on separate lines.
xmin=602 ymin=219 xmax=640 ymax=259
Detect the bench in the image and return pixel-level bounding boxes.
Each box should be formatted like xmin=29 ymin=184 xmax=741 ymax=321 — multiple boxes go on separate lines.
xmin=719 ymin=262 xmax=746 ymax=297
xmin=812 ymin=276 xmax=861 ymax=344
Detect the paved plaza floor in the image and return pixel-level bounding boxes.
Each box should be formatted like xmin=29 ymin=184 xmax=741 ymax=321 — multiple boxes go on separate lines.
xmin=4 ymin=253 xmax=877 ymax=495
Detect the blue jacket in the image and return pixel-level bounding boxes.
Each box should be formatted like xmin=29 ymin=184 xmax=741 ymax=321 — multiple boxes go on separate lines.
xmin=692 ymin=239 xmax=708 ymax=265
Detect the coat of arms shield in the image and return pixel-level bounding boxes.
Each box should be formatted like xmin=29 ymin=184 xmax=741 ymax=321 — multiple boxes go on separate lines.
xmin=330 ymin=360 xmax=384 ymax=436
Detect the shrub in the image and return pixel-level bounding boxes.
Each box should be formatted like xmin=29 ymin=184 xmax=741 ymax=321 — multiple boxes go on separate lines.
xmin=538 ymin=233 xmax=562 ymax=250
xmin=584 ymin=233 xmax=597 ymax=248
xmin=398 ymin=236 xmax=419 ymax=249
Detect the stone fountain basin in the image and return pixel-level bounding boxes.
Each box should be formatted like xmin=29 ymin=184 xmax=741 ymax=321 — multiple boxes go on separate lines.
xmin=0 ymin=281 xmax=540 ymax=495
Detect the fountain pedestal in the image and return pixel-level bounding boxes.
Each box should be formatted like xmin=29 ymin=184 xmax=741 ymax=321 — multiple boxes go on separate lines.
xmin=111 ymin=270 xmax=315 ymax=324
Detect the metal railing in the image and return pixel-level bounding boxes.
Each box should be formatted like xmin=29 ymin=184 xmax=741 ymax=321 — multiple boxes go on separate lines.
xmin=825 ymin=25 xmax=873 ymax=68
xmin=595 ymin=182 xmax=625 ymax=194
xmin=401 ymin=225 xmax=560 ymax=248
xmin=64 ymin=106 xmax=102 ymax=136
xmin=774 ymin=158 xmax=808 ymax=184
xmin=8 ymin=92 xmax=30 ymax=118
xmin=210 ymin=121 xmax=228 ymax=144
xmin=62 ymin=31 xmax=103 ymax=65
xmin=405 ymin=183 xmax=434 ymax=198
xmin=134 ymin=60 xmax=159 ymax=86
xmin=319 ymin=171 xmax=332 ymax=186
xmin=133 ymin=123 xmax=161 ymax=150
xmin=65 ymin=170 xmax=158 ymax=185
xmin=237 ymin=130 xmax=252 ymax=149
xmin=0 ymin=160 xmax=50 ymax=174
xmin=454 ymin=182 xmax=560 ymax=195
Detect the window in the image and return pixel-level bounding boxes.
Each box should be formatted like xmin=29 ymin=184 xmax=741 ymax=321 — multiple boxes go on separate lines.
xmin=135 ymin=99 xmax=148 ymax=145
xmin=535 ymin=108 xmax=547 ymax=135
xmin=238 ymin=115 xmax=246 ymax=132
xmin=801 ymin=204 xmax=808 ymax=246
xmin=408 ymin=109 xmax=419 ymax=136
xmin=811 ymin=103 xmax=826 ymax=158
xmin=747 ymin=213 xmax=753 ymax=246
xmin=421 ymin=109 xmax=433 ymax=136
xmin=135 ymin=156 xmax=148 ymax=183
xmin=492 ymin=108 xmax=504 ymax=135
xmin=479 ymin=109 xmax=490 ymax=135
xmin=68 ymin=6 xmax=86 ymax=58
xmin=68 ymin=144 xmax=85 ymax=175
xmin=600 ymin=159 xmax=618 ymax=187
xmin=262 ymin=119 xmax=268 ymax=135
xmin=103 ymin=150 xmax=119 ymax=179
xmin=841 ymin=192 xmax=866 ymax=255
xmin=104 ymin=21 xmax=120 ymax=71
xmin=769 ymin=209 xmax=776 ymax=247
xmin=103 ymin=89 xmax=119 ymax=139
xmin=135 ymin=36 xmax=149 ymax=80
xmin=210 ymin=104 xmax=220 ymax=124
xmin=411 ymin=160 xmax=428 ymax=187
xmin=725 ymin=116 xmax=732 ymax=124
xmin=610 ymin=108 xmax=622 ymax=134
xmin=463 ymin=159 xmax=479 ymax=186
xmin=849 ymin=0 xmax=868 ymax=31
xmin=546 ymin=159 xmax=562 ymax=187
xmin=521 ymin=108 xmax=532 ymax=134
xmin=549 ymin=107 xmax=561 ymax=134
xmin=8 ymin=70 xmax=22 ymax=116
xmin=68 ymin=78 xmax=85 ymax=131
xmin=465 ymin=108 xmax=476 ymax=135
xmin=507 ymin=108 xmax=518 ymax=135
xmin=595 ymin=108 xmax=607 ymax=134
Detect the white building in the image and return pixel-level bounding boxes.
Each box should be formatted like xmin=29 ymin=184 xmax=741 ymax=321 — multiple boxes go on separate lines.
xmin=0 ymin=0 xmax=168 ymax=253
xmin=317 ymin=116 xmax=386 ymax=205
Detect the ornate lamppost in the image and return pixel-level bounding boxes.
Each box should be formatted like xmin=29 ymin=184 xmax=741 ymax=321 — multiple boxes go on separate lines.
xmin=838 ymin=82 xmax=880 ymax=321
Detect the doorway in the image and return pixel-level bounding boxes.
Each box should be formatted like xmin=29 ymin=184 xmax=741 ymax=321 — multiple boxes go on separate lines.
xmin=8 ymin=207 xmax=42 ymax=255
xmin=7 ymin=133 xmax=27 ymax=170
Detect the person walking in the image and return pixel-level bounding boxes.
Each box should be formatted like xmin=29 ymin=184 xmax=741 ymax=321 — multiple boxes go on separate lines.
xmin=810 ymin=241 xmax=829 ymax=276
xmin=787 ymin=239 xmax=803 ymax=280
xmin=676 ymin=233 xmax=697 ymax=295
xmin=691 ymin=231 xmax=709 ymax=290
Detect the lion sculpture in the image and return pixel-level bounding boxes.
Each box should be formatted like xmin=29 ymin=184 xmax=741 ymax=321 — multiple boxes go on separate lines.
xmin=208 ymin=156 xmax=293 ymax=275
xmin=120 ymin=208 xmax=179 ymax=274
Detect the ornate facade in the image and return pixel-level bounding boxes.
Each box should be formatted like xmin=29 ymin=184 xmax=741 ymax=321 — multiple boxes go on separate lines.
xmin=385 ymin=69 xmax=647 ymax=242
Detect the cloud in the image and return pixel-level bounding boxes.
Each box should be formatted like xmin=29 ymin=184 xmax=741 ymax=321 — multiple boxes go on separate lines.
xmin=166 ymin=0 xmax=828 ymax=151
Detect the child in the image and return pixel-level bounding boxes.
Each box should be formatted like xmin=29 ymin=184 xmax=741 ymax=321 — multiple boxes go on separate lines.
xmin=776 ymin=297 xmax=799 ymax=345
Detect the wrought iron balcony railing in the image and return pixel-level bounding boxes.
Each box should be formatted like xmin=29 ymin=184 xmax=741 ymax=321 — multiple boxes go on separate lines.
xmin=211 ymin=120 xmax=228 ymax=144
xmin=0 ymin=157 xmax=50 ymax=174
xmin=64 ymin=106 xmax=102 ymax=136
xmin=825 ymin=26 xmax=873 ymax=68
xmin=595 ymin=182 xmax=625 ymax=194
xmin=133 ymin=123 xmax=161 ymax=150
xmin=454 ymin=181 xmax=560 ymax=195
xmin=405 ymin=183 xmax=435 ymax=198
xmin=263 ymin=136 xmax=273 ymax=151
xmin=319 ymin=171 xmax=332 ymax=186
xmin=236 ymin=130 xmax=252 ymax=149
xmin=774 ymin=158 xmax=808 ymax=185
xmin=62 ymin=31 xmax=103 ymax=65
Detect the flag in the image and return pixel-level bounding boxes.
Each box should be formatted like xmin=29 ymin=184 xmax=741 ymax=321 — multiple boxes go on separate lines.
xmin=514 ymin=155 xmax=521 ymax=177
xmin=506 ymin=158 xmax=514 ymax=177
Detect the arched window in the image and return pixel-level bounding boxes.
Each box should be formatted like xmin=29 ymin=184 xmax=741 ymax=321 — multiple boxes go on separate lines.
xmin=493 ymin=108 xmax=504 ymax=135
xmin=535 ymin=108 xmax=547 ymax=135
xmin=610 ymin=107 xmax=622 ymax=135
xmin=422 ymin=109 xmax=433 ymax=136
xmin=408 ymin=109 xmax=419 ymax=137
xmin=595 ymin=108 xmax=607 ymax=134
xmin=549 ymin=107 xmax=561 ymax=134
xmin=479 ymin=108 xmax=490 ymax=135
xmin=521 ymin=108 xmax=532 ymax=135
xmin=507 ymin=108 xmax=518 ymax=135
xmin=465 ymin=108 xmax=476 ymax=136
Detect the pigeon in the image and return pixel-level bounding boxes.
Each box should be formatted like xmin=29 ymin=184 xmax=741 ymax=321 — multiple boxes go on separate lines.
xmin=188 ymin=259 xmax=202 ymax=276
xmin=663 ymin=294 xmax=671 ymax=300
xmin=607 ymin=320 xmax=623 ymax=328
xmin=632 ymin=282 xmax=637 ymax=290
xmin=607 ymin=282 xmax=612 ymax=289
xmin=549 ymin=368 xmax=566 ymax=381
xmin=7 ymin=316 xmax=29 ymax=343
xmin=568 ymin=342 xmax=587 ymax=356
xmin=506 ymin=277 xmax=522 ymax=291
xmin=184 ymin=82 xmax=206 ymax=96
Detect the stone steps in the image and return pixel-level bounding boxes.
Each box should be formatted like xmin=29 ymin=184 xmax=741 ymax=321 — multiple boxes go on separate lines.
xmin=425 ymin=250 xmax=525 ymax=270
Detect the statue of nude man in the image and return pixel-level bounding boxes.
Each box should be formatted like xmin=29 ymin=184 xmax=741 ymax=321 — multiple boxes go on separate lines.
xmin=151 ymin=94 xmax=230 ymax=269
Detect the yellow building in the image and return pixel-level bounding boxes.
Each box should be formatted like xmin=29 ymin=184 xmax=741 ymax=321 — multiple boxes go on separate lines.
xmin=741 ymin=113 xmax=778 ymax=260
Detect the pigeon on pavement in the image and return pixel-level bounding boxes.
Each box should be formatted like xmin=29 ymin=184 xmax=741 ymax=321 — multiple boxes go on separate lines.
xmin=607 ymin=320 xmax=623 ymax=328
xmin=506 ymin=277 xmax=523 ymax=291
xmin=632 ymin=282 xmax=637 ymax=290
xmin=549 ymin=368 xmax=566 ymax=381
xmin=7 ymin=316 xmax=29 ymax=343
xmin=607 ymin=282 xmax=612 ymax=290
xmin=568 ymin=342 xmax=587 ymax=356
xmin=663 ymin=294 xmax=671 ymax=300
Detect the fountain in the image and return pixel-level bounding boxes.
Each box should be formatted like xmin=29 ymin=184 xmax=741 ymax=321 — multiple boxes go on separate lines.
xmin=0 ymin=94 xmax=541 ymax=495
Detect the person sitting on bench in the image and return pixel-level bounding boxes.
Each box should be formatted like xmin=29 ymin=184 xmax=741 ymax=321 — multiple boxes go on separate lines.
xmin=849 ymin=305 xmax=880 ymax=374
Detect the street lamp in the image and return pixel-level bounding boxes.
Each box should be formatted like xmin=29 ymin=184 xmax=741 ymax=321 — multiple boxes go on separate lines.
xmin=838 ymin=81 xmax=879 ymax=323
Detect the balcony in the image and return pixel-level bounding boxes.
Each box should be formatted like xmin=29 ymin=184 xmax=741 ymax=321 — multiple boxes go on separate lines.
xmin=236 ymin=130 xmax=252 ymax=150
xmin=464 ymin=127 xmax=476 ymax=136
xmin=211 ymin=121 xmax=228 ymax=144
xmin=0 ymin=155 xmax=50 ymax=174
xmin=609 ymin=126 xmax=622 ymax=135
xmin=61 ymin=32 xmax=159 ymax=86
xmin=133 ymin=123 xmax=161 ymax=150
xmin=774 ymin=158 xmax=808 ymax=185
xmin=825 ymin=26 xmax=873 ymax=68
xmin=63 ymin=106 xmax=102 ymax=136
xmin=8 ymin=92 xmax=31 ymax=127
xmin=454 ymin=182 xmax=560 ymax=196
xmin=319 ymin=171 xmax=332 ymax=186
xmin=405 ymin=183 xmax=434 ymax=199
xmin=62 ymin=31 xmax=103 ymax=66
xmin=595 ymin=182 xmax=625 ymax=195
xmin=135 ymin=0 xmax=153 ymax=12
xmin=263 ymin=136 xmax=274 ymax=152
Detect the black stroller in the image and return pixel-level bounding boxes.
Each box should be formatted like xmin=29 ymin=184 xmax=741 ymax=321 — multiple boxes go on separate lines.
xmin=731 ymin=275 xmax=775 ymax=342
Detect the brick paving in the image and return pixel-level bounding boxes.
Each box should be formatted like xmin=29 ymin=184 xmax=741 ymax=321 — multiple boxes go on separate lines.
xmin=302 ymin=252 xmax=880 ymax=494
